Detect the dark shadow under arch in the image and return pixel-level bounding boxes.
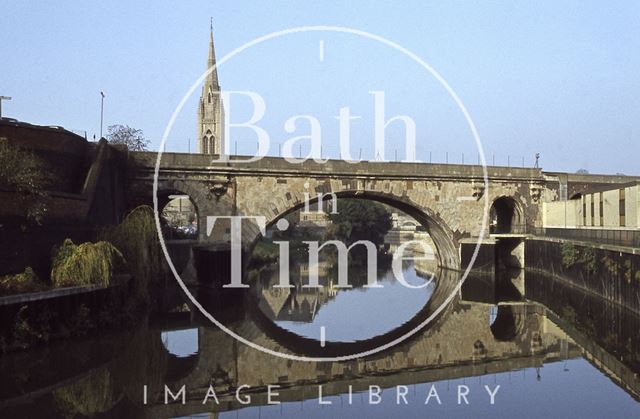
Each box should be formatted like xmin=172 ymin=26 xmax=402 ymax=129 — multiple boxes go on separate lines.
xmin=489 ymin=305 xmax=523 ymax=342
xmin=490 ymin=196 xmax=523 ymax=234
xmin=245 ymin=267 xmax=460 ymax=358
xmin=260 ymin=190 xmax=460 ymax=270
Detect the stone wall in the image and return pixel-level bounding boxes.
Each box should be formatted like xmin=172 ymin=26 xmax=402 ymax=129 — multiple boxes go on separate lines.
xmin=0 ymin=119 xmax=90 ymax=193
xmin=525 ymin=238 xmax=640 ymax=314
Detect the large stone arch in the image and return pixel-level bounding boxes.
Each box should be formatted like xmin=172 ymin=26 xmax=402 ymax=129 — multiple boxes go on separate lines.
xmin=250 ymin=189 xmax=460 ymax=270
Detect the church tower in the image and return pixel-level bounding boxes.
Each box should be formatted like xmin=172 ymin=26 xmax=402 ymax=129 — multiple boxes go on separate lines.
xmin=197 ymin=22 xmax=224 ymax=155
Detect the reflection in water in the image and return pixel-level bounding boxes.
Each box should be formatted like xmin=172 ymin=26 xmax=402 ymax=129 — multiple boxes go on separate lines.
xmin=161 ymin=328 xmax=199 ymax=358
xmin=254 ymin=261 xmax=435 ymax=342
xmin=1 ymin=268 xmax=640 ymax=418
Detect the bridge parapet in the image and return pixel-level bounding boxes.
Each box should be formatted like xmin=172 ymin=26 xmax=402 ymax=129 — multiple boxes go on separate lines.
xmin=131 ymin=151 xmax=545 ymax=181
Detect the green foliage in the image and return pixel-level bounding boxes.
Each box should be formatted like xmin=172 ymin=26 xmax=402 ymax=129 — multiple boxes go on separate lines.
xmin=560 ymin=242 xmax=597 ymax=274
xmin=602 ymin=255 xmax=620 ymax=276
xmin=248 ymin=239 xmax=279 ymax=267
xmin=11 ymin=306 xmax=43 ymax=349
xmin=561 ymin=243 xmax=579 ymax=268
xmin=99 ymin=205 xmax=166 ymax=307
xmin=0 ymin=267 xmax=45 ymax=296
xmin=581 ymin=248 xmax=597 ymax=275
xmin=106 ymin=124 xmax=148 ymax=151
xmin=326 ymin=199 xmax=393 ymax=248
xmin=51 ymin=239 xmax=125 ymax=288
xmin=0 ymin=138 xmax=53 ymax=223
xmin=624 ymin=259 xmax=632 ymax=283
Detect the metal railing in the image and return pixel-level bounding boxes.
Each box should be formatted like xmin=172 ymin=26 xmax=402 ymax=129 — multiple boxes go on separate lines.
xmin=532 ymin=227 xmax=640 ymax=248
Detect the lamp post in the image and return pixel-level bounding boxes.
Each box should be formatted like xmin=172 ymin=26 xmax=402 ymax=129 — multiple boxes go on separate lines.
xmin=99 ymin=91 xmax=105 ymax=138
xmin=0 ymin=95 xmax=12 ymax=118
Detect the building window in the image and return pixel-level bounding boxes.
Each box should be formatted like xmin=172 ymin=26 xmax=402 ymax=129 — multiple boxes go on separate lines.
xmin=599 ymin=192 xmax=604 ymax=226
xmin=620 ymin=189 xmax=626 ymax=227
xmin=583 ymin=198 xmax=587 ymax=226
xmin=590 ymin=194 xmax=595 ymax=226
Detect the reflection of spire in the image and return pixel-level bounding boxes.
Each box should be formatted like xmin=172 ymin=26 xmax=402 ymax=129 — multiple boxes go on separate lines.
xmin=276 ymin=294 xmax=319 ymax=322
xmin=260 ymin=288 xmax=290 ymax=318
xmin=257 ymin=271 xmax=290 ymax=319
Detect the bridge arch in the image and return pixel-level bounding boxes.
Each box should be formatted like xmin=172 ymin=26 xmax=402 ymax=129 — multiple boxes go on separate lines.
xmin=260 ymin=190 xmax=460 ymax=270
xmin=128 ymin=178 xmax=226 ymax=242
xmin=490 ymin=196 xmax=524 ymax=234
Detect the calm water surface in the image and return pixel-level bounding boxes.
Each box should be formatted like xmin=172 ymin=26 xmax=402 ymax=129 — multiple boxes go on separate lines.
xmin=1 ymin=262 xmax=639 ymax=419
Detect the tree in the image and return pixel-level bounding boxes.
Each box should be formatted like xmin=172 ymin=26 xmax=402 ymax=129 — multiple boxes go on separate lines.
xmin=326 ymin=199 xmax=393 ymax=248
xmin=576 ymin=169 xmax=590 ymax=174
xmin=0 ymin=138 xmax=52 ymax=223
xmin=106 ymin=125 xmax=148 ymax=151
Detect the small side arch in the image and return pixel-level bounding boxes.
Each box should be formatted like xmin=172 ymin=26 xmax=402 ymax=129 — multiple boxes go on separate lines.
xmin=490 ymin=196 xmax=524 ymax=234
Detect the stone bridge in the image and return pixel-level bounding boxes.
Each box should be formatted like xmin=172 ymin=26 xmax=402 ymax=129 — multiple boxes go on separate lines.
xmin=127 ymin=152 xmax=551 ymax=269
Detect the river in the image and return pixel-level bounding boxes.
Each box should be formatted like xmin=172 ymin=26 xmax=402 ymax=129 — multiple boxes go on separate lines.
xmin=1 ymin=250 xmax=639 ymax=418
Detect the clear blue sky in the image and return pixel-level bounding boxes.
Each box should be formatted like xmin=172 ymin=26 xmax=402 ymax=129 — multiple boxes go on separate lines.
xmin=1 ymin=1 xmax=638 ymax=174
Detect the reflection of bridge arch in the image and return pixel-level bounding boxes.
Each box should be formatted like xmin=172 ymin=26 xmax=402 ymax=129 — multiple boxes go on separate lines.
xmin=161 ymin=328 xmax=200 ymax=382
xmin=147 ymin=298 xmax=576 ymax=419
xmin=401 ymin=219 xmax=420 ymax=229
xmin=242 ymin=267 xmax=460 ymax=358
xmin=489 ymin=304 xmax=525 ymax=341
xmin=262 ymin=190 xmax=459 ymax=270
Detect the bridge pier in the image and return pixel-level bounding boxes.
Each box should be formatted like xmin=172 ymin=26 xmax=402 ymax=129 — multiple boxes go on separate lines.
xmin=460 ymin=236 xmax=527 ymax=304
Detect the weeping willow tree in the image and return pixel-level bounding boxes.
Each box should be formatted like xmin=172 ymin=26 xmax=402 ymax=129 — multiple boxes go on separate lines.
xmin=99 ymin=205 xmax=166 ymax=306
xmin=51 ymin=239 xmax=125 ymax=288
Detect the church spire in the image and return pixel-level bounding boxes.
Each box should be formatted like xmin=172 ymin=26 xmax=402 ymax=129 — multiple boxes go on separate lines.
xmin=197 ymin=19 xmax=224 ymax=155
xmin=207 ymin=18 xmax=219 ymax=87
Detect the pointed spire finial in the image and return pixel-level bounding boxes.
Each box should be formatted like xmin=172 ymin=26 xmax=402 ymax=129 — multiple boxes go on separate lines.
xmin=206 ymin=19 xmax=219 ymax=87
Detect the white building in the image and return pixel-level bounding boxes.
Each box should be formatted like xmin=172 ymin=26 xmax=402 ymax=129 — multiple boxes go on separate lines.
xmin=543 ymin=182 xmax=639 ymax=229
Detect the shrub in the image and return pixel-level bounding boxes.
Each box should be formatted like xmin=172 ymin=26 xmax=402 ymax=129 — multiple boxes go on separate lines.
xmin=12 ymin=306 xmax=43 ymax=349
xmin=561 ymin=243 xmax=579 ymax=269
xmin=99 ymin=206 xmax=166 ymax=306
xmin=561 ymin=242 xmax=597 ymax=275
xmin=51 ymin=239 xmax=125 ymax=288
xmin=0 ymin=267 xmax=45 ymax=296
xmin=0 ymin=138 xmax=54 ymax=223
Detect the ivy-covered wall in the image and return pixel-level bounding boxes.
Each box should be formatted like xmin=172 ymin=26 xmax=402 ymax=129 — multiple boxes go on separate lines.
xmin=526 ymin=239 xmax=640 ymax=314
